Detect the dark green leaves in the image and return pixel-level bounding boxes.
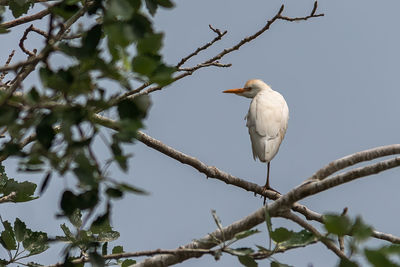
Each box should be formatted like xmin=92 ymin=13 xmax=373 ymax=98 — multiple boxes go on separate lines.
xmin=36 ymin=114 xmax=56 ymax=149
xmin=121 ymin=259 xmax=136 ymax=267
xmin=9 ymin=0 xmax=32 ymax=18
xmin=1 ymin=218 xmax=48 ymax=255
xmin=270 ymin=227 xmax=293 ymax=243
xmin=323 ymin=214 xmax=373 ymax=240
xmin=39 ymin=66 xmax=93 ymax=96
xmin=0 ymin=164 xmax=37 ymax=203
xmin=238 ymin=255 xmax=257 ymax=267
xmin=60 ymin=190 xmax=99 ymax=216
xmin=323 ymin=214 xmax=352 ymax=236
xmin=1 ymin=220 xmax=16 ymax=250
xmin=278 ymin=230 xmax=316 ymax=250
xmin=145 ymin=0 xmax=174 ymax=16
xmin=137 ymin=33 xmax=163 ymax=54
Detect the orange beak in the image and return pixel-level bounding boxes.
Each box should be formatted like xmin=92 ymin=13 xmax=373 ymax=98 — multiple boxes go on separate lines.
xmin=222 ymin=88 xmax=250 ymax=94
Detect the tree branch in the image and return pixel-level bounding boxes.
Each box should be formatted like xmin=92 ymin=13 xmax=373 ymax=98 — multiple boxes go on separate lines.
xmin=282 ymin=211 xmax=347 ymax=259
xmin=0 ymin=6 xmax=52 ymax=29
xmin=0 ymin=192 xmax=16 ymax=203
xmin=90 ymin=114 xmax=400 ymax=245
xmin=113 ymin=1 xmax=324 ymax=103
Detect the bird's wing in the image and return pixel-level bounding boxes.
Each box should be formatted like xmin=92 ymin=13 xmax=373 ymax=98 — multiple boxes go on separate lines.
xmin=247 ymin=92 xmax=289 ymax=140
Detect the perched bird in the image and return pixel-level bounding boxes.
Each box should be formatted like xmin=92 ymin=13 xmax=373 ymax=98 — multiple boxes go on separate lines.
xmin=223 ymin=79 xmax=289 ymax=203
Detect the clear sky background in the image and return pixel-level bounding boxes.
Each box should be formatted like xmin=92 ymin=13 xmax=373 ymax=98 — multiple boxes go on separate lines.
xmin=1 ymin=0 xmax=400 ymax=266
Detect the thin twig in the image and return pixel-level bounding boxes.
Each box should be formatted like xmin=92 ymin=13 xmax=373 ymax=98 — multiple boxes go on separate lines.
xmin=0 ymin=50 xmax=15 ymax=82
xmin=176 ymin=24 xmax=227 ymax=68
xmin=178 ymin=62 xmax=231 ymax=72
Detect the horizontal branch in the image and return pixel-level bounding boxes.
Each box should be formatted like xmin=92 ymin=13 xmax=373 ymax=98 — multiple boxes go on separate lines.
xmin=46 ymin=248 xmax=215 ymax=267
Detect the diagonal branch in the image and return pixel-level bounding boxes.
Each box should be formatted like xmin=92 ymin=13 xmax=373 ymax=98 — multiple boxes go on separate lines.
xmin=0 ymin=6 xmax=53 ymax=29
xmin=90 ymin=114 xmax=400 ymax=244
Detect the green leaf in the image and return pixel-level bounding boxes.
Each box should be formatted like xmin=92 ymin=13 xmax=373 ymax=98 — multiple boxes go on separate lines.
xmin=106 ymin=187 xmax=123 ymax=198
xmin=238 ymin=255 xmax=257 ymax=267
xmin=351 ymin=216 xmax=373 ymax=241
xmin=278 ymin=230 xmax=316 ymax=249
xmin=81 ymin=24 xmax=103 ymax=56
xmin=89 ymin=251 xmax=105 ymax=267
xmin=60 ymin=223 xmax=75 ymax=242
xmin=9 ymin=0 xmax=32 ymax=18
xmin=14 ymin=218 xmax=27 ymax=242
xmin=26 ymin=87 xmax=40 ymax=104
xmin=226 ymin=247 xmax=254 ymax=256
xmin=264 ymin=206 xmax=272 ymax=234
xmin=145 ymin=0 xmax=157 ymax=15
xmin=68 ymin=209 xmax=82 ymax=228
xmin=97 ymin=230 xmax=120 ymax=242
xmin=121 ymin=259 xmax=136 ymax=267
xmin=132 ymin=54 xmax=159 ymax=76
xmin=0 ymin=105 xmax=19 ymax=126
xmin=364 ymin=249 xmax=398 ymax=267
xmin=73 ymin=153 xmax=97 ymax=187
xmin=50 ymin=3 xmax=79 ymax=19
xmin=111 ymin=142 xmax=128 ymax=171
xmin=323 ymin=214 xmax=352 ymax=236
xmin=117 ymin=96 xmax=150 ymax=120
xmin=36 ymin=114 xmax=56 ymax=149
xmin=157 ymin=0 xmax=174 ymax=8
xmin=112 ymin=245 xmax=124 ymax=254
xmin=234 ymin=229 xmax=260 ymax=241
xmin=270 ymin=262 xmax=292 ymax=267
xmin=22 ymin=230 xmax=49 ymax=255
xmin=60 ymin=190 xmax=99 ymax=215
xmin=90 ymin=213 xmax=112 ymax=234
xmin=150 ymin=64 xmax=175 ymax=86
xmin=339 ymin=258 xmax=359 ymax=267
xmin=270 ymin=227 xmax=293 ymax=243
xmin=1 ymin=220 xmax=16 ymax=250
xmin=0 ymin=178 xmax=37 ymax=202
xmin=137 ymin=33 xmax=163 ymax=55
xmin=107 ymin=0 xmax=134 ymax=20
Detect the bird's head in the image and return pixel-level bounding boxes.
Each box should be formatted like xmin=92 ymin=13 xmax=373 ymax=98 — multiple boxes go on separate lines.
xmin=223 ymin=79 xmax=270 ymax=98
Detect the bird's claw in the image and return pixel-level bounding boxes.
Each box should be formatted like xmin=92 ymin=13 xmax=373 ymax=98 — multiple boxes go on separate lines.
xmin=261 ymin=185 xmax=281 ymax=205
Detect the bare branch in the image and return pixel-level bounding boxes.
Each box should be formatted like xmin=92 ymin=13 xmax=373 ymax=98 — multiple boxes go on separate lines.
xmin=178 ymin=62 xmax=232 ymax=72
xmin=0 ymin=50 xmax=15 ymax=82
xmin=176 ymin=24 xmax=227 ymax=68
xmin=113 ymin=1 xmax=324 ymax=104
xmin=278 ymin=1 xmax=324 ymax=22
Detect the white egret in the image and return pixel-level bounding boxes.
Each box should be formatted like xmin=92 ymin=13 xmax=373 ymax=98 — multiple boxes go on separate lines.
xmin=223 ymin=79 xmax=289 ymax=203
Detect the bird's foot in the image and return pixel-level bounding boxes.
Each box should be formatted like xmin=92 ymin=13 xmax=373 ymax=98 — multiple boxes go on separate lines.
xmin=260 ymin=185 xmax=281 ymax=205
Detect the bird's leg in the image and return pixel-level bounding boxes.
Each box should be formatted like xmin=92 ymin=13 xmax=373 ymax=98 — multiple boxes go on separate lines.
xmin=261 ymin=162 xmax=280 ymax=205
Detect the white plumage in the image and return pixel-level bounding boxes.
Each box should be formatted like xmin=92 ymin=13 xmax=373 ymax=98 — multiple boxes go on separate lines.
xmin=223 ymin=79 xmax=289 ymax=198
